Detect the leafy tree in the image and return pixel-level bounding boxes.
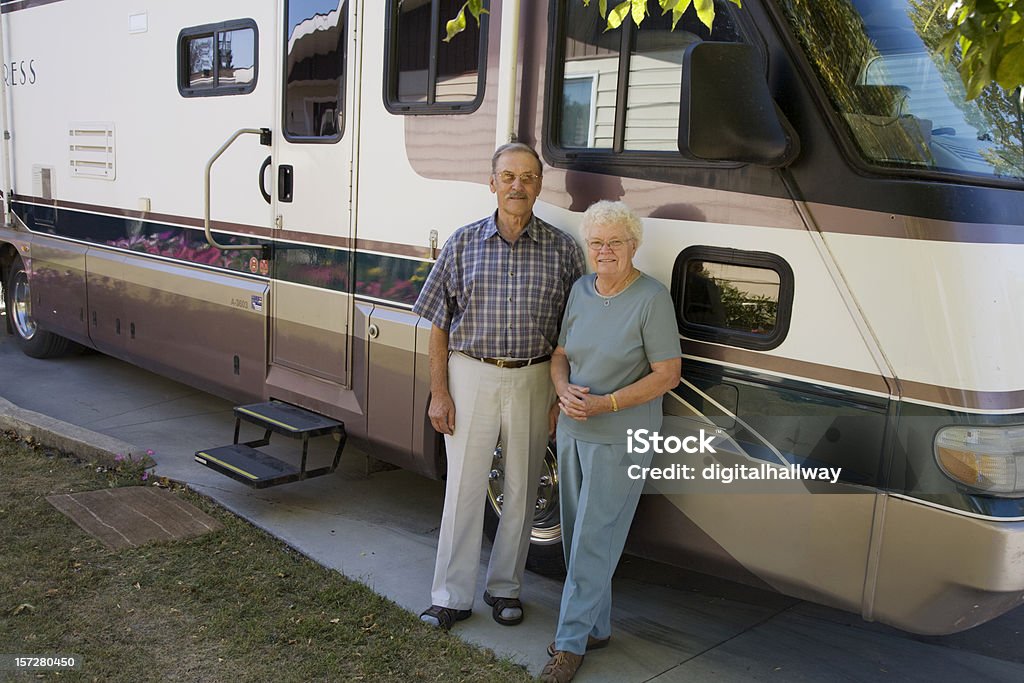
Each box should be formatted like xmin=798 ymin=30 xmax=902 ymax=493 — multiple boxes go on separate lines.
xmin=938 ymin=1 xmax=1024 ymax=99
xmin=912 ymin=0 xmax=1023 ymax=176
xmin=717 ymin=281 xmax=777 ymax=333
xmin=445 ymin=0 xmax=1023 ymax=98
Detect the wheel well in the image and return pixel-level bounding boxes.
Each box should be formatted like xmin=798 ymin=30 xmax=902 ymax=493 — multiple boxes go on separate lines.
xmin=0 ymin=243 xmax=15 ymax=334
xmin=0 ymin=243 xmax=12 ymax=275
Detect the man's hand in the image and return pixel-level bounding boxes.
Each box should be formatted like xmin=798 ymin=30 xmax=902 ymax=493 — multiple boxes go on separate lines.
xmin=426 ymin=325 xmax=454 ymax=435
xmin=429 ymin=392 xmax=456 ymax=435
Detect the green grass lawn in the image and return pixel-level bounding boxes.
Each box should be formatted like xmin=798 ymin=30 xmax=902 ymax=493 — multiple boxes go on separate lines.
xmin=0 ymin=432 xmax=533 ymax=682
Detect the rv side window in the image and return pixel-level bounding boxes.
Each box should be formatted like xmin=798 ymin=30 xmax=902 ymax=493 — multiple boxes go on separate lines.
xmin=178 ymin=20 xmax=258 ymax=97
xmin=383 ymin=0 xmax=488 ymax=114
xmin=548 ymin=0 xmax=741 ymax=157
xmin=284 ymin=1 xmax=348 ymax=141
xmin=671 ymin=246 xmax=794 ymax=351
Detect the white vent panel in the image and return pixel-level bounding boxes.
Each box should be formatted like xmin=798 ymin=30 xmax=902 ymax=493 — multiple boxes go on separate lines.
xmin=68 ymin=122 xmax=116 ymax=179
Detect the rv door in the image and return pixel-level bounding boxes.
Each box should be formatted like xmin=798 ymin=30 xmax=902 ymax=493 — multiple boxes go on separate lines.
xmin=270 ymin=0 xmax=355 ymax=386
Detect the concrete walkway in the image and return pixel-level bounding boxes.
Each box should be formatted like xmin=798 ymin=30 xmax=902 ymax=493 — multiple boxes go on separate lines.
xmin=2 ymin=332 xmax=1023 ymax=682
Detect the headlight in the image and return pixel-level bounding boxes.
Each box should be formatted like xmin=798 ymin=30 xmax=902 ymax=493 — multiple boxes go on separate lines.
xmin=934 ymin=425 xmax=1024 ymax=496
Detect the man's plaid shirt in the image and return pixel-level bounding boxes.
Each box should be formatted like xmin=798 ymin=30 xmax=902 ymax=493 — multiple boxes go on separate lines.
xmin=413 ymin=213 xmax=584 ymax=359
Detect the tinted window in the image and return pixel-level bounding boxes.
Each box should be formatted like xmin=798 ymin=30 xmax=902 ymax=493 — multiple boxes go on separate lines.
xmin=284 ymin=0 xmax=347 ymax=140
xmin=385 ymin=0 xmax=487 ymax=113
xmin=672 ymin=247 xmax=793 ymax=350
xmin=178 ymin=20 xmax=258 ymax=97
xmin=778 ymin=0 xmax=1023 ymax=182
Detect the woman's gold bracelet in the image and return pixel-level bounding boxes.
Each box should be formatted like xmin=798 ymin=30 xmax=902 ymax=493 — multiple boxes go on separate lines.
xmin=610 ymin=393 xmax=619 ymax=412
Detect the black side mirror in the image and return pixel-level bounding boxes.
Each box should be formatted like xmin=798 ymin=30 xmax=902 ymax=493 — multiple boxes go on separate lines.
xmin=678 ymin=42 xmax=799 ymax=167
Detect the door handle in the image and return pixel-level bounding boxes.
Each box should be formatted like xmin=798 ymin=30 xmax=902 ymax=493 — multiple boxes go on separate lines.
xmin=258 ymin=156 xmax=272 ymax=205
xmin=278 ymin=165 xmax=293 ymax=203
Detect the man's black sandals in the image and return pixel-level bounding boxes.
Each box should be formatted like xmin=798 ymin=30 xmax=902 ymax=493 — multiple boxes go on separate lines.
xmin=483 ymin=591 xmax=524 ymax=626
xmin=419 ymin=605 xmax=471 ymax=631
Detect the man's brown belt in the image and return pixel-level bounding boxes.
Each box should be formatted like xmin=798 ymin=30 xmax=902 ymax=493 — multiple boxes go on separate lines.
xmin=462 ymin=353 xmax=552 ymax=369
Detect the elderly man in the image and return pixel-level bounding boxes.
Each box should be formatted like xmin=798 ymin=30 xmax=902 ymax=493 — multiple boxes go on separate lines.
xmin=414 ymin=142 xmax=583 ymax=630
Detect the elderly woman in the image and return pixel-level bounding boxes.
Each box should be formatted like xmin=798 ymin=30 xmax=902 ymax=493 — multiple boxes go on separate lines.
xmin=540 ymin=201 xmax=681 ymax=683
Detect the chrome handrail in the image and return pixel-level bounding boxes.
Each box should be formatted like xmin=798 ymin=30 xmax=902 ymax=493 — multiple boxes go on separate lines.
xmin=204 ymin=128 xmax=269 ymax=251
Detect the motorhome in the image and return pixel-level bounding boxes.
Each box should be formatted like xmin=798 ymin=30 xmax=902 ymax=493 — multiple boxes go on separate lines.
xmin=1 ymin=0 xmax=1022 ymax=635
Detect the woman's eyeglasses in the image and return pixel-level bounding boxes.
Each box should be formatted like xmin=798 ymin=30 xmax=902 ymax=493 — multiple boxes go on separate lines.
xmin=586 ymin=238 xmax=633 ymax=251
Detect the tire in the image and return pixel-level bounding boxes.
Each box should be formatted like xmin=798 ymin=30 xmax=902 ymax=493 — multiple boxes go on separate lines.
xmin=3 ymin=256 xmax=75 ymax=359
xmin=483 ymin=439 xmax=567 ymax=577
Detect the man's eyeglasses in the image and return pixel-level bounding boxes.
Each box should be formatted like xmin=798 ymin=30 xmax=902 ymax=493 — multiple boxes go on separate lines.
xmin=495 ymin=170 xmax=541 ymax=185
xmin=586 ymin=238 xmax=633 ymax=251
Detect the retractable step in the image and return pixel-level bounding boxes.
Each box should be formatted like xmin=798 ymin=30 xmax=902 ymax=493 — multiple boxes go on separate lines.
xmin=195 ymin=400 xmax=346 ymax=489
xmin=195 ymin=444 xmax=303 ymax=489
xmin=234 ymin=400 xmax=344 ymax=438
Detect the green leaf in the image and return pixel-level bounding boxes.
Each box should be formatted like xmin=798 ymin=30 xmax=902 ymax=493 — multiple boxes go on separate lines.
xmin=444 ymin=4 xmax=467 ymax=43
xmin=670 ymin=0 xmax=694 ymax=29
xmin=975 ymin=0 xmax=1003 ymax=15
xmin=965 ymin=60 xmax=990 ymax=99
xmin=694 ymin=0 xmax=715 ymax=30
xmin=607 ymin=0 xmax=632 ymax=30
xmin=631 ymin=0 xmax=648 ymax=26
xmin=467 ymin=0 xmax=488 ymax=21
xmin=995 ymin=42 xmax=1024 ymax=89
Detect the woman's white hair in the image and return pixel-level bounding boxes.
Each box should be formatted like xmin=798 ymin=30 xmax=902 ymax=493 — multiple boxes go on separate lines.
xmin=580 ymin=200 xmax=643 ymax=247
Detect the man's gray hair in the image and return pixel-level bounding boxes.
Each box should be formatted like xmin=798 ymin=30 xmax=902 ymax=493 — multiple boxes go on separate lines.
xmin=581 ymin=200 xmax=643 ymax=247
xmin=491 ymin=142 xmax=543 ymax=175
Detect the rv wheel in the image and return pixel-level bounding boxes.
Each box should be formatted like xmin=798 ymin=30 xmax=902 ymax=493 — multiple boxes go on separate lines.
xmin=4 ymin=256 xmax=75 ymax=358
xmin=483 ymin=439 xmax=566 ymax=577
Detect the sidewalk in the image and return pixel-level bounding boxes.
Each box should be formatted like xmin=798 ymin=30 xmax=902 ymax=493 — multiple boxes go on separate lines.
xmin=2 ymin=333 xmax=1023 ymax=681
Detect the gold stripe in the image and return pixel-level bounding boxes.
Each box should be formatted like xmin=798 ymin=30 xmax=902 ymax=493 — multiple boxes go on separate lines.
xmin=196 ymin=451 xmax=259 ymax=480
xmin=235 ymin=407 xmax=299 ymax=432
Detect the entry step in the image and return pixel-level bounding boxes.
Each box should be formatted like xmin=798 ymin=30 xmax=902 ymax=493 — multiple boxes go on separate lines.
xmin=195 ymin=400 xmax=347 ymax=489
xmin=235 ymin=400 xmax=344 ymax=438
xmin=195 ymin=444 xmax=303 ymax=489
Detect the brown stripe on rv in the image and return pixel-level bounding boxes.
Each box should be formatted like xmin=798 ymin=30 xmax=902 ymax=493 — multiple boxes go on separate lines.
xmin=682 ymin=340 xmax=894 ymax=397
xmin=896 ymin=380 xmax=1024 ymax=412
xmin=12 ymin=194 xmax=273 ymax=239
xmin=13 ymin=194 xmax=434 ymax=259
xmin=804 ymin=202 xmax=1024 ymax=244
xmin=683 ymin=340 xmax=1024 ymax=412
xmin=11 ymin=194 xmax=396 ymax=253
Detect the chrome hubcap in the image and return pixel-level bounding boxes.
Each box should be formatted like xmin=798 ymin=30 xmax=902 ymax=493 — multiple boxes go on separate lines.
xmin=11 ymin=269 xmax=36 ymax=341
xmin=487 ymin=442 xmax=561 ymax=545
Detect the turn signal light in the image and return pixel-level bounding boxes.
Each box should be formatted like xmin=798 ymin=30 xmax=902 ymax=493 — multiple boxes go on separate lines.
xmin=934 ymin=426 xmax=1024 ymax=496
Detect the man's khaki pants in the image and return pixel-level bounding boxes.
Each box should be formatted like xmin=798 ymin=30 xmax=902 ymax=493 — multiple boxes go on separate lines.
xmin=429 ymin=351 xmax=553 ymax=609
